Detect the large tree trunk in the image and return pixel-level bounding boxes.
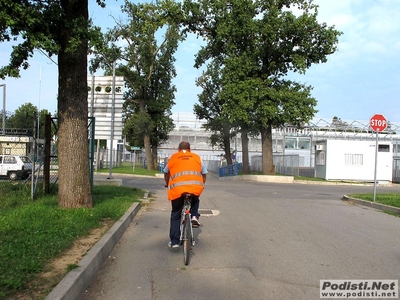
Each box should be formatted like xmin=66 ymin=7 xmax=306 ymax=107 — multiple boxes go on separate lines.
xmin=261 ymin=126 xmax=275 ymax=175
xmin=241 ymin=129 xmax=250 ymax=174
xmin=151 ymin=144 xmax=158 ymax=170
xmin=57 ymin=0 xmax=92 ymax=208
xmin=138 ymin=96 xmax=154 ymax=170
xmin=143 ymin=134 xmax=154 ymax=170
xmin=222 ymin=125 xmax=232 ymax=165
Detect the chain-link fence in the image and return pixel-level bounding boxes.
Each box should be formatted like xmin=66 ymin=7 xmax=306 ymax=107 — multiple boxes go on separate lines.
xmin=94 ymin=148 xmax=123 ymax=170
xmin=249 ymin=154 xmax=316 ymax=177
xmin=0 ymin=134 xmax=39 ymax=198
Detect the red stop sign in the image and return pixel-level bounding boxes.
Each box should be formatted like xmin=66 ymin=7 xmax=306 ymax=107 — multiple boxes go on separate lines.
xmin=370 ymin=114 xmax=387 ymax=132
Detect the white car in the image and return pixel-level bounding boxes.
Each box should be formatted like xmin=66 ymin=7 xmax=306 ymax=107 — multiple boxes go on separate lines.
xmin=0 ymin=155 xmax=32 ymax=180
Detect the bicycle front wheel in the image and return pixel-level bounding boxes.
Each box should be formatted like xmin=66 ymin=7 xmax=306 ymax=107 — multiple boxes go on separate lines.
xmin=183 ymin=214 xmax=192 ymax=265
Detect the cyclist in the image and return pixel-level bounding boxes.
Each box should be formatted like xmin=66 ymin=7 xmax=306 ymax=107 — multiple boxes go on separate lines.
xmin=164 ymin=141 xmax=207 ymax=248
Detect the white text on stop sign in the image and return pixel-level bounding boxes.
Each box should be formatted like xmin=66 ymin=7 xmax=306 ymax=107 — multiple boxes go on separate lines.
xmin=371 ymin=119 xmax=386 ymax=127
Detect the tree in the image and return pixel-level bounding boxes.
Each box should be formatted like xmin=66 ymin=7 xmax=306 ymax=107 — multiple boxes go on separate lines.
xmin=181 ymin=0 xmax=341 ymax=174
xmin=331 ymin=116 xmax=348 ymax=128
xmin=6 ymin=103 xmax=38 ymax=134
xmin=91 ymin=0 xmax=181 ymax=170
xmin=6 ymin=102 xmax=51 ymax=138
xmin=194 ymin=60 xmax=235 ymax=165
xmin=0 ymin=0 xmax=106 ymax=207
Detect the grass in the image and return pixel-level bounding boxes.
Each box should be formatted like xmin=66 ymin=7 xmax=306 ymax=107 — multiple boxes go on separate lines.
xmin=66 ymin=264 xmax=79 ymax=272
xmin=0 ymin=183 xmax=144 ymax=300
xmin=348 ymin=193 xmax=400 ymax=208
xmin=96 ymin=162 xmax=163 ymax=176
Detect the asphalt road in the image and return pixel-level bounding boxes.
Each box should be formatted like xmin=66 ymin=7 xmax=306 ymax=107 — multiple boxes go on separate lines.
xmin=82 ymin=174 xmax=400 ymax=300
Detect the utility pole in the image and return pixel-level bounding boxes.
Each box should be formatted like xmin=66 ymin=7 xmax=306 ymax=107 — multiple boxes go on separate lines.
xmin=0 ymin=84 xmax=6 ymax=135
xmin=108 ymin=62 xmax=116 ymax=179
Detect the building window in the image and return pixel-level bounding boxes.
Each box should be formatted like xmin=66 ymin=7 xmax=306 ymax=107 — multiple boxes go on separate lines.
xmin=345 ymin=153 xmax=363 ymax=166
xmin=285 ymin=138 xmax=297 ymax=149
xmin=285 ymin=137 xmax=311 ymax=150
xmin=298 ymin=138 xmax=310 ymax=150
xmin=378 ymin=144 xmax=390 ymax=152
xmin=393 ymin=143 xmax=400 ymax=154
xmin=316 ymin=151 xmax=325 ymax=165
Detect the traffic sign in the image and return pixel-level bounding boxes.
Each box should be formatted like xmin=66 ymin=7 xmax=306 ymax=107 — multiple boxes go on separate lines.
xmin=131 ymin=146 xmax=141 ymax=150
xmin=370 ymin=114 xmax=387 ymax=132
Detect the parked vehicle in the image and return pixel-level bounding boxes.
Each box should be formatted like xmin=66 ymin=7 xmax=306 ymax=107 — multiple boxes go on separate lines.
xmin=0 ymin=155 xmax=32 ymax=180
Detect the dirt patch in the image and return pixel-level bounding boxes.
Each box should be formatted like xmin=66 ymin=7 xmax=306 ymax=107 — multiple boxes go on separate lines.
xmin=11 ymin=220 xmax=114 ymax=300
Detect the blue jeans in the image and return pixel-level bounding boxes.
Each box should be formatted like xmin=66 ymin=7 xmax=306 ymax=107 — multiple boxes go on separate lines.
xmin=169 ymin=196 xmax=200 ymax=245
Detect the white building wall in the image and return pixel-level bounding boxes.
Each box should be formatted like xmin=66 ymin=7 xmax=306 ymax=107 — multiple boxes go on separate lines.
xmin=320 ymin=140 xmax=392 ymax=182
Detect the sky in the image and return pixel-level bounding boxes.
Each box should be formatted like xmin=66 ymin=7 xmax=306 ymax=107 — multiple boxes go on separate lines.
xmin=0 ymin=0 xmax=399 ymax=126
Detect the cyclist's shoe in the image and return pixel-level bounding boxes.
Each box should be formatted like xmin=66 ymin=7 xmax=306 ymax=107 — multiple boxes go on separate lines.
xmin=191 ymin=216 xmax=201 ymax=227
xmin=168 ymin=241 xmax=179 ymax=248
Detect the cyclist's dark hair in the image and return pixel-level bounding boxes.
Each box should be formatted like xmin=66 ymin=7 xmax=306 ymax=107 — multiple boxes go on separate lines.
xmin=178 ymin=141 xmax=191 ymax=151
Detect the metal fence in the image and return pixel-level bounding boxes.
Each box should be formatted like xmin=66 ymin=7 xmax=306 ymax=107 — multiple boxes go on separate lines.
xmin=273 ymin=154 xmax=300 ymax=176
xmin=219 ymin=162 xmax=240 ymax=177
xmin=213 ymin=154 xmax=316 ymax=178
xmin=249 ymin=154 xmax=315 ymax=177
xmin=94 ymin=148 xmax=124 ymax=170
xmin=0 ymin=133 xmax=42 ymax=199
xmin=4 ymin=117 xmax=400 ymax=199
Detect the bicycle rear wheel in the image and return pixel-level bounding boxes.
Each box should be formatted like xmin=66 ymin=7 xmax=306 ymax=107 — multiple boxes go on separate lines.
xmin=183 ymin=213 xmax=192 ymax=265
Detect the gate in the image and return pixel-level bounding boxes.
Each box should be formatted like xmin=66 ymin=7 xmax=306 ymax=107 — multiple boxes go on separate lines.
xmin=43 ymin=115 xmax=95 ymax=193
xmin=393 ymin=157 xmax=400 ymax=183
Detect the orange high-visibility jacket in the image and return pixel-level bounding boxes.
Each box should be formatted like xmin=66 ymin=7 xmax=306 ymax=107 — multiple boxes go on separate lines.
xmin=166 ymin=150 xmax=204 ymax=201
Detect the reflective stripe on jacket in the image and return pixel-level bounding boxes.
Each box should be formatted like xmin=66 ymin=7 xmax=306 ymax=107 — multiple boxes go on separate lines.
xmin=167 ymin=150 xmax=204 ymax=200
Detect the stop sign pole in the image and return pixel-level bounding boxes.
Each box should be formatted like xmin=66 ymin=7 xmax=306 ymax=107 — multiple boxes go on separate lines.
xmin=369 ymin=114 xmax=388 ymax=202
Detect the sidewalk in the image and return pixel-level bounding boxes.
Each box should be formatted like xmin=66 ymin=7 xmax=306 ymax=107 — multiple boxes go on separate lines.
xmin=45 ymin=201 xmax=142 ymax=300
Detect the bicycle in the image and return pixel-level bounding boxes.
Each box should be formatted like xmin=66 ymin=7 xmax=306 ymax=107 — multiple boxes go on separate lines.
xmin=179 ymin=193 xmax=196 ymax=265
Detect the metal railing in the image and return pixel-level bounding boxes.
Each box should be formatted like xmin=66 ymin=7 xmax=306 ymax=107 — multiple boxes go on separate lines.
xmin=219 ymin=162 xmax=240 ymax=177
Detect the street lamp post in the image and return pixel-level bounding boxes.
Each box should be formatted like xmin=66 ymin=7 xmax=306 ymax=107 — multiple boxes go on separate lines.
xmin=0 ymin=84 xmax=5 ymax=135
xmin=108 ymin=62 xmax=116 ymax=179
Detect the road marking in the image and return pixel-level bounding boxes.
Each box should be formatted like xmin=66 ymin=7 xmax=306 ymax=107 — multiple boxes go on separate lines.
xmin=199 ymin=209 xmax=220 ymax=216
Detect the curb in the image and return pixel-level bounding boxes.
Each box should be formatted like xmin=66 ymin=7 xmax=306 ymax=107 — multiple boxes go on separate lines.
xmin=94 ymin=172 xmax=163 ymax=178
xmin=219 ymin=174 xmax=294 ymax=183
xmin=45 ymin=201 xmax=142 ymax=300
xmin=218 ymin=174 xmax=396 ymax=187
xmin=342 ymin=195 xmax=400 ymax=215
